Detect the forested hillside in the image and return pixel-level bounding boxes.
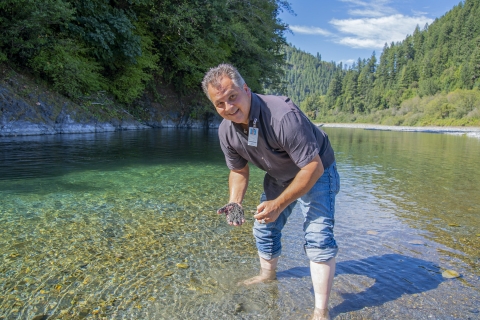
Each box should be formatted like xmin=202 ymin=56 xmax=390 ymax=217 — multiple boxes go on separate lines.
xmin=2 ymin=0 xmax=479 ymax=127
xmin=264 ymin=46 xmax=342 ymax=103
xmin=0 ymin=0 xmax=290 ymax=112
xmin=284 ymin=0 xmax=480 ymax=126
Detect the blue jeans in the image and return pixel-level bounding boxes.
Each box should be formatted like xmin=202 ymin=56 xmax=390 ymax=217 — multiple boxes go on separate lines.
xmin=253 ymin=162 xmax=340 ymax=262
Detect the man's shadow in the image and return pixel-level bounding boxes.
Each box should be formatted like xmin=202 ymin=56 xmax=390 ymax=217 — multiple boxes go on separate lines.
xmin=277 ymin=254 xmax=444 ymax=316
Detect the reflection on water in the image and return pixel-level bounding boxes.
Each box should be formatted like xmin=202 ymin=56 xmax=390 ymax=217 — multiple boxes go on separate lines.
xmin=0 ymin=128 xmax=479 ymax=319
xmin=329 ymin=128 xmax=480 ymax=270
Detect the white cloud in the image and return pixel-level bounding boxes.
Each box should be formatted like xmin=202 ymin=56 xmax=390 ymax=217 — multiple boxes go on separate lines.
xmin=290 ymin=25 xmax=332 ymax=36
xmin=287 ymin=0 xmax=434 ymax=53
xmin=348 ymin=9 xmax=387 ymax=17
xmin=338 ymin=59 xmax=356 ymax=67
xmin=340 ymin=0 xmax=396 ymax=17
xmin=330 ymin=14 xmax=434 ymax=48
xmin=412 ymin=10 xmax=428 ymax=16
xmin=337 ymin=37 xmax=386 ymax=49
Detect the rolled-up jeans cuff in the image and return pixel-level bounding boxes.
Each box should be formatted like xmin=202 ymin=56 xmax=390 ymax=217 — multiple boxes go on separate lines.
xmin=305 ymin=246 xmax=338 ymax=262
xmin=258 ymin=249 xmax=282 ymax=261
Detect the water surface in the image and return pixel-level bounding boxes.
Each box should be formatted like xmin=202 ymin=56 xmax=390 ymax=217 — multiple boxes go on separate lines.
xmin=0 ymin=128 xmax=478 ymax=319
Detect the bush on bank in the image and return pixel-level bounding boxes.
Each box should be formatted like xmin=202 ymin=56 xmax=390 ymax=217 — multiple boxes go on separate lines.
xmin=315 ymin=89 xmax=480 ymax=127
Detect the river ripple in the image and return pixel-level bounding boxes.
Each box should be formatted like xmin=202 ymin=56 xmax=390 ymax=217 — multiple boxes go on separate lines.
xmin=0 ymin=128 xmax=478 ymax=319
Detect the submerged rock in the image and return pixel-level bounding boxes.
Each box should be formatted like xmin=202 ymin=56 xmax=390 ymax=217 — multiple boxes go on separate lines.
xmin=442 ymin=269 xmax=460 ymax=278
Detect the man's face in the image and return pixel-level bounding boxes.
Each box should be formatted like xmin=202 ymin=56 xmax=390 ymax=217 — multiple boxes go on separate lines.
xmin=207 ymin=76 xmax=251 ymax=126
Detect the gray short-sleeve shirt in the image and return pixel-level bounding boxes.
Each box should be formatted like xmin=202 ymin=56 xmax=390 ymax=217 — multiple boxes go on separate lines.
xmin=219 ymin=93 xmax=335 ymax=199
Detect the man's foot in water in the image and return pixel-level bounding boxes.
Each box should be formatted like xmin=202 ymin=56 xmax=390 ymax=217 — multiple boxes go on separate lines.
xmin=311 ymin=308 xmax=330 ymax=320
xmin=240 ymin=269 xmax=277 ymax=285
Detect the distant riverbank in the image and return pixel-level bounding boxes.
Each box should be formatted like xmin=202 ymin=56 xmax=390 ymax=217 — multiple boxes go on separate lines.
xmin=318 ymin=123 xmax=480 ymax=139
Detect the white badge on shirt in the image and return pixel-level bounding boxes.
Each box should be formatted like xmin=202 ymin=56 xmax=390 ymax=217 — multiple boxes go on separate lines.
xmin=247 ymin=118 xmax=258 ymax=147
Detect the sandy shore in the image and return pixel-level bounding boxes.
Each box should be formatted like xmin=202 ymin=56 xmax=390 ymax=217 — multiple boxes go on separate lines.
xmin=316 ymin=123 xmax=480 ymax=138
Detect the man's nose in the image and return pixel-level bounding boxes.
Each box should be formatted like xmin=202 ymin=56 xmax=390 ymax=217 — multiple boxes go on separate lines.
xmin=225 ymin=101 xmax=235 ymax=110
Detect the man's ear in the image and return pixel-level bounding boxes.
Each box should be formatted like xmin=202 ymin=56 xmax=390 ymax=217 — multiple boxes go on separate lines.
xmin=243 ymin=83 xmax=250 ymax=95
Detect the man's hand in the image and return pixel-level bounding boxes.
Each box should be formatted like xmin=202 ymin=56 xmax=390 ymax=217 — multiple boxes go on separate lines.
xmin=217 ymin=202 xmax=245 ymax=226
xmin=253 ymin=200 xmax=283 ymax=224
xmin=253 ymin=155 xmax=324 ymax=224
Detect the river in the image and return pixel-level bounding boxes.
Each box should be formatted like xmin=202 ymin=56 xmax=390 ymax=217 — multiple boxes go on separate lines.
xmin=0 ymin=128 xmax=478 ymax=319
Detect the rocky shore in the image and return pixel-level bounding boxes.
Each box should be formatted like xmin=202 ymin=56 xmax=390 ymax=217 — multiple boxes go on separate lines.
xmin=319 ymin=123 xmax=480 ymax=139
xmin=0 ymin=80 xmax=221 ymax=137
xmin=2 ymin=77 xmax=479 ymax=138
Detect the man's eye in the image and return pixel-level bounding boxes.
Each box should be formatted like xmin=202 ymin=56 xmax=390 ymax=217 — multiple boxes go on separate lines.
xmin=216 ymin=102 xmax=225 ymax=108
xmin=230 ymin=95 xmax=236 ymax=100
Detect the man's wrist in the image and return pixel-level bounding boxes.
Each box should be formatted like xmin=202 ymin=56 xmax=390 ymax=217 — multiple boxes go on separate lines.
xmin=272 ymin=197 xmax=288 ymax=213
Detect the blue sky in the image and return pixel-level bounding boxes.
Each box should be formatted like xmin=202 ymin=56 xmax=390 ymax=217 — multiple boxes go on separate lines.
xmin=279 ymin=0 xmax=463 ymax=66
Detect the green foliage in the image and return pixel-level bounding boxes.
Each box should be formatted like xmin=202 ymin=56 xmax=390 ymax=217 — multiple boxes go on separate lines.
xmin=300 ymin=94 xmax=327 ymax=119
xmin=265 ymin=45 xmax=341 ymax=101
xmin=66 ymin=0 xmax=142 ymax=65
xmin=0 ymin=50 xmax=7 ymax=63
xmin=148 ymin=0 xmax=231 ymax=91
xmin=286 ymin=0 xmax=480 ymax=126
xmin=0 ymin=0 xmax=75 ymax=61
xmin=371 ymin=0 xmax=480 ymax=101
xmin=108 ymin=26 xmax=158 ymax=103
xmin=30 ymin=40 xmax=105 ymax=98
xmin=6 ymin=0 xmax=475 ymax=127
xmin=419 ymin=78 xmax=439 ymax=97
xmin=326 ymin=72 xmax=344 ymax=107
xmin=149 ymin=0 xmax=289 ymax=94
xmin=317 ymin=89 xmax=480 ymax=126
xmin=1 ymin=0 xmax=289 ymax=111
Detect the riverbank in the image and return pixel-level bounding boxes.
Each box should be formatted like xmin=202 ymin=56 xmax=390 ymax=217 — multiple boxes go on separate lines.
xmin=0 ymin=78 xmax=221 ymax=137
xmin=2 ymin=69 xmax=479 ymax=138
xmin=318 ymin=123 xmax=480 ymax=138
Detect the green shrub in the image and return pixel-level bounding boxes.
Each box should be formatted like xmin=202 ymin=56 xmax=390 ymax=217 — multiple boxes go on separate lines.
xmin=0 ymin=0 xmax=75 ymax=64
xmin=466 ymin=108 xmax=480 ymax=124
xmin=108 ymin=31 xmax=159 ymax=103
xmin=402 ymin=113 xmax=424 ymax=126
xmin=418 ymin=79 xmax=439 ymax=97
xmin=31 ymin=40 xmax=105 ymax=98
xmin=0 ymin=50 xmax=7 ymax=63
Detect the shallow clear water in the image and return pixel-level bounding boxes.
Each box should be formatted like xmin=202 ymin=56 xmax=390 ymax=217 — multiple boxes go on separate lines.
xmin=0 ymin=128 xmax=479 ymax=320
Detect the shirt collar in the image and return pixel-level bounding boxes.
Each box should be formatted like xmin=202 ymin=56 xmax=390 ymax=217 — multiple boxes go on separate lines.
xmin=248 ymin=93 xmax=261 ymax=127
xmin=232 ymin=92 xmax=261 ymax=132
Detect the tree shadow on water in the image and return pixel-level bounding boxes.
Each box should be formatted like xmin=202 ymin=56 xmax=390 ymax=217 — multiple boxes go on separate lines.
xmin=277 ymin=254 xmax=444 ymax=316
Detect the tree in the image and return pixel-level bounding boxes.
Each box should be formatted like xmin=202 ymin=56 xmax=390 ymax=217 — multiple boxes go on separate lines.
xmin=264 ymin=45 xmax=340 ymax=104
xmin=0 ymin=0 xmax=292 ymax=105
xmin=326 ymin=72 xmax=343 ymax=108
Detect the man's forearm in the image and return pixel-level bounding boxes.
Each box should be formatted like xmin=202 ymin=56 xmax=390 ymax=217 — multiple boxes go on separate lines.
xmin=228 ymin=164 xmax=249 ymax=204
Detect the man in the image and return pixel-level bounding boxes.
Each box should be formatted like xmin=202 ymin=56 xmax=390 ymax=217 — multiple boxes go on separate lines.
xmin=202 ymin=64 xmax=340 ymax=320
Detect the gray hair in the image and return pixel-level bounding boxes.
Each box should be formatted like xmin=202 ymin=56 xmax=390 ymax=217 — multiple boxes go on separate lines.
xmin=201 ymin=64 xmax=246 ymax=101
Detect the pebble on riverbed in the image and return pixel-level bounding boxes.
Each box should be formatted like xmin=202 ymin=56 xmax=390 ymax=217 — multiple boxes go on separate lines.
xmin=442 ymin=269 xmax=461 ymax=278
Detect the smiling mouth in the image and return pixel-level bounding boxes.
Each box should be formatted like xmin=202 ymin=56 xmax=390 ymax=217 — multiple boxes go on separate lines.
xmin=229 ymin=109 xmax=239 ymax=116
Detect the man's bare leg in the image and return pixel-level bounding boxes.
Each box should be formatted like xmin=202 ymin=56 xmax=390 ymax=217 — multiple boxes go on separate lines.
xmin=242 ymin=256 xmax=278 ymax=285
xmin=310 ymin=257 xmax=336 ymax=320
